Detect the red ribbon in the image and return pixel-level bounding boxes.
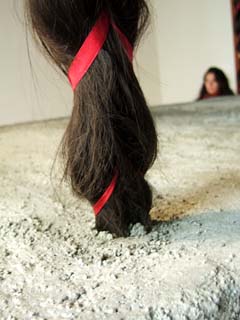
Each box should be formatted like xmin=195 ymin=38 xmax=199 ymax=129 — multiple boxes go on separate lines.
xmin=68 ymin=11 xmax=133 ymax=216
xmin=111 ymin=22 xmax=133 ymax=62
xmin=68 ymin=11 xmax=133 ymax=90
xmin=93 ymin=170 xmax=119 ymax=215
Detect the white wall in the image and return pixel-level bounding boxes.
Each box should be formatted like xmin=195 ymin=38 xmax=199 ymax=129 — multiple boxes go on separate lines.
xmin=135 ymin=0 xmax=237 ymax=105
xmin=0 ymin=1 xmax=72 ymax=127
xmin=0 ymin=0 xmax=237 ymax=126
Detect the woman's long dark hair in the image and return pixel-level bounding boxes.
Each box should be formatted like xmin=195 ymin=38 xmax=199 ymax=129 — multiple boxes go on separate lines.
xmin=24 ymin=1 xmax=158 ymax=237
xmin=198 ymin=67 xmax=235 ymax=100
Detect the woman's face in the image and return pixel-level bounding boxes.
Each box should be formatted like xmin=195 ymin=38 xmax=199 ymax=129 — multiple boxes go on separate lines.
xmin=204 ymin=72 xmax=219 ymax=95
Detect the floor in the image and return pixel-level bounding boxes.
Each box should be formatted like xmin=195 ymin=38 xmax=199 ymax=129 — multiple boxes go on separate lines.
xmin=0 ymin=96 xmax=240 ymax=320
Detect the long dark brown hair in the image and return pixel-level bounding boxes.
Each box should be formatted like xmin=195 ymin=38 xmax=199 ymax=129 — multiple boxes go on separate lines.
xmin=24 ymin=0 xmax=158 ymax=237
xmin=198 ymin=67 xmax=235 ymax=100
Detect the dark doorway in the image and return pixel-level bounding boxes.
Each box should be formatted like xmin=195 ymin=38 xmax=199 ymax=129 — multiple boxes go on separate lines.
xmin=232 ymin=0 xmax=240 ymax=93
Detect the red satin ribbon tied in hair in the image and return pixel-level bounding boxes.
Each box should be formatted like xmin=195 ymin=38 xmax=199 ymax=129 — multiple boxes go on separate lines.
xmin=68 ymin=11 xmax=133 ymax=90
xmin=112 ymin=22 xmax=133 ymax=62
xmin=93 ymin=170 xmax=119 ymax=216
xmin=68 ymin=11 xmax=133 ymax=216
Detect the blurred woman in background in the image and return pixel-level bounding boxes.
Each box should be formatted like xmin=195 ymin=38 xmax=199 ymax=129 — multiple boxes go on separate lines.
xmin=198 ymin=67 xmax=235 ymax=100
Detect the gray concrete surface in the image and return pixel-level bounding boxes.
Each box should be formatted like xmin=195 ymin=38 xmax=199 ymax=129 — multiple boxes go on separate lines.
xmin=0 ymin=96 xmax=240 ymax=319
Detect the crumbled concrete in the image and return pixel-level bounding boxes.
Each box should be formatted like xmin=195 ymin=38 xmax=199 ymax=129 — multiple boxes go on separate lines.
xmin=0 ymin=96 xmax=240 ymax=319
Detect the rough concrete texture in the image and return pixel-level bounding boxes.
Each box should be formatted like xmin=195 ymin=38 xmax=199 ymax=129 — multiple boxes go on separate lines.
xmin=0 ymin=96 xmax=240 ymax=320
